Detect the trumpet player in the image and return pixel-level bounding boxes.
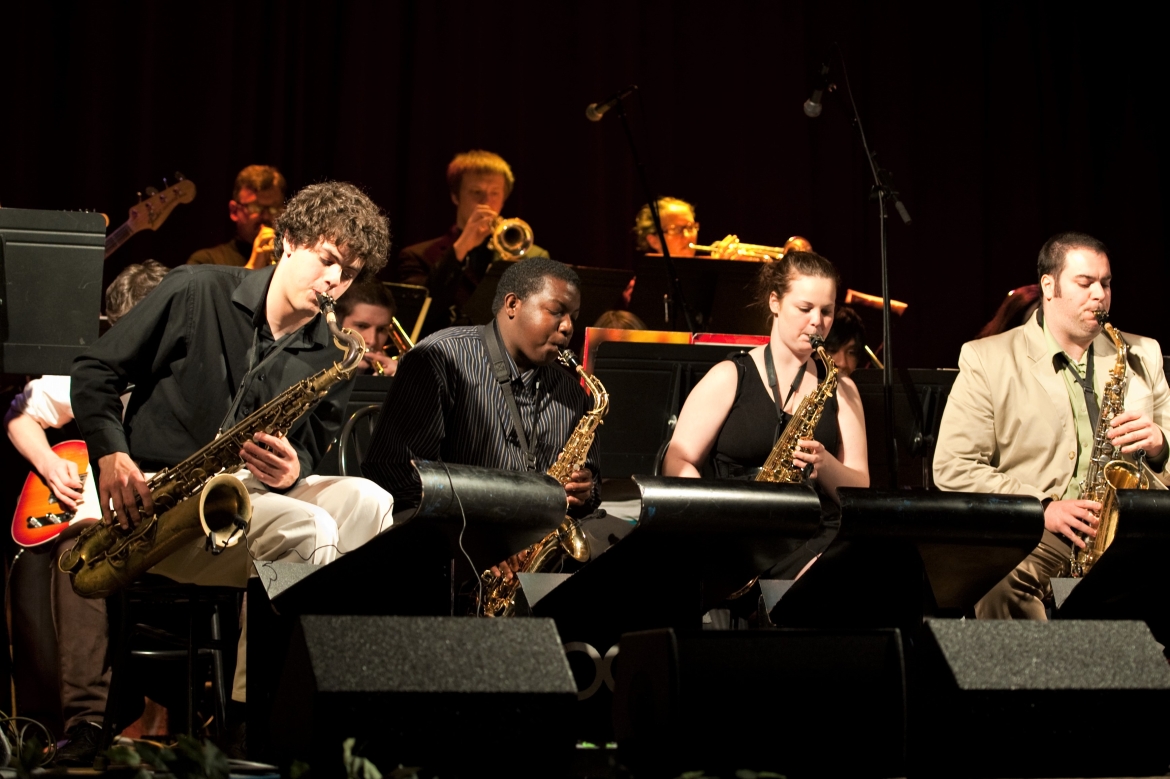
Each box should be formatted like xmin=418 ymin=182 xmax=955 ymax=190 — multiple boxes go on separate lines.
xmin=336 ymin=277 xmax=400 ymax=376
xmin=634 ymin=196 xmax=739 ymax=258
xmin=934 ymin=232 xmax=1170 ymax=621
xmin=390 ymin=150 xmax=549 ymax=338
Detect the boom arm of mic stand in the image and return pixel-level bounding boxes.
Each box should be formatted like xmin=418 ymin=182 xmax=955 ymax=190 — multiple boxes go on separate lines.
xmin=614 ymin=101 xmax=697 ymax=334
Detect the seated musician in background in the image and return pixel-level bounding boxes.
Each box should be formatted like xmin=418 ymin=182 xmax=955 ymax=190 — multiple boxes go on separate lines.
xmin=5 ymin=261 xmax=168 ymax=764
xmin=336 ymin=278 xmax=399 ymax=376
xmin=187 ymin=164 xmax=287 ymax=269
xmin=662 ymin=253 xmax=869 ymax=577
xmin=975 ymin=283 xmax=1041 ymax=339
xmin=823 ymin=304 xmax=867 ymax=379
xmin=934 ymin=232 xmax=1170 ymax=619
xmin=387 ymin=150 xmax=549 ymax=338
xmin=363 ymin=256 xmax=599 ymax=530
xmin=634 ymin=196 xmax=738 ymax=258
xmin=63 ymin=182 xmax=395 ymax=761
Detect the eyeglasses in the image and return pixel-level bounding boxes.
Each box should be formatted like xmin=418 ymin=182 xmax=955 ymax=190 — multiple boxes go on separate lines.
xmin=663 ymin=221 xmax=700 ymax=237
xmin=235 ymin=201 xmax=285 ymax=218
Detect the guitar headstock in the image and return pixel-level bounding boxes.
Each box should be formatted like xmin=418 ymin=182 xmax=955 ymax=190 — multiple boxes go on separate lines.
xmin=124 ymin=175 xmax=197 ymax=234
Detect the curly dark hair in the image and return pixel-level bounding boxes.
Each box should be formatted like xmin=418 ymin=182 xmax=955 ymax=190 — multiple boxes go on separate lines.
xmin=274 ymin=181 xmax=391 ymax=276
xmin=755 ymin=251 xmax=841 ymax=308
xmin=492 ymin=257 xmax=580 ymax=315
xmin=105 ymin=260 xmax=169 ymax=324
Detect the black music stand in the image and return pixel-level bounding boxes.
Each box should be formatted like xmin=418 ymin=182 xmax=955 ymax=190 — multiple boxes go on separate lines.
xmin=1057 ymin=490 xmax=1170 ymax=646
xmin=533 ymin=475 xmax=822 ymax=740
xmin=773 ymin=489 xmax=1044 ymax=636
xmin=0 ymin=208 xmax=106 ymax=374
xmin=852 ymin=369 xmax=958 ymax=489
xmin=247 ymin=461 xmax=566 ymax=761
xmin=629 ymin=255 xmax=767 ymax=335
xmin=592 ymin=339 xmax=754 ymax=478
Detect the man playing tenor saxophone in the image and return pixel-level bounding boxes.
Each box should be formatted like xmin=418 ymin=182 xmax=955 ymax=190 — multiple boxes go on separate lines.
xmin=934 ymin=232 xmax=1170 ymax=619
xmin=61 ymin=182 xmax=395 ymax=762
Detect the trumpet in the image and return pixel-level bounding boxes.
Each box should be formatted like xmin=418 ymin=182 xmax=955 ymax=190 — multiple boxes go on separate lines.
xmin=689 ymin=235 xmax=812 ymax=261
xmin=490 ymin=217 xmax=534 ymax=260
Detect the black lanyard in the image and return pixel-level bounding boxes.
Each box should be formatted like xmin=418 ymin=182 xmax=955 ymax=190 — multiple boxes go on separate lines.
xmin=764 ymin=345 xmax=808 ymax=437
xmin=1060 ymin=345 xmax=1099 ymax=429
xmin=478 ymin=322 xmax=538 ymax=471
xmin=219 ymin=323 xmax=300 ymax=434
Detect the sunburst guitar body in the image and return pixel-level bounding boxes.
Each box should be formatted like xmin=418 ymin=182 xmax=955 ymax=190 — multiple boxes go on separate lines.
xmin=11 ymin=440 xmax=101 ymax=548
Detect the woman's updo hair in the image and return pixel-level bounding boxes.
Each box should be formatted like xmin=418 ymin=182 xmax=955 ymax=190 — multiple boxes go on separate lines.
xmin=756 ymin=251 xmax=840 ymax=307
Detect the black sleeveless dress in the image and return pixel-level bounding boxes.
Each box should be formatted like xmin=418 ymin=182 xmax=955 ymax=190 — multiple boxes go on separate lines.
xmin=711 ymin=352 xmax=842 ymax=578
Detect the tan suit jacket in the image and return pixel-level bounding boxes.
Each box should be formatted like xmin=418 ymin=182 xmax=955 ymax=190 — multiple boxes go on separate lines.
xmin=934 ymin=311 xmax=1170 ymax=501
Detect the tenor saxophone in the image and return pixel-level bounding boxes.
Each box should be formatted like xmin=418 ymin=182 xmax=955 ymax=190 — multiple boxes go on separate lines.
xmin=728 ymin=335 xmax=838 ymax=598
xmin=59 ymin=293 xmax=367 ymax=598
xmin=1068 ymin=311 xmax=1152 ymax=577
xmin=479 ymin=350 xmax=610 ymax=617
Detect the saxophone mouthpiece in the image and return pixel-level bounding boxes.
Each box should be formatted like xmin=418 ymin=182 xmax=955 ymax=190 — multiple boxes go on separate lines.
xmin=558 ymin=350 xmax=580 ymax=370
xmin=1094 ymin=309 xmax=1110 ymax=326
xmin=809 ymin=334 xmax=826 ymax=349
xmin=316 ymin=292 xmax=337 ymax=313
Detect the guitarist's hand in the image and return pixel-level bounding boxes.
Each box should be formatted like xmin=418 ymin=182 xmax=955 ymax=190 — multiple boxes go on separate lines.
xmin=245 ymin=226 xmax=277 ymax=270
xmin=98 ymin=452 xmax=153 ymax=530
xmin=41 ymin=455 xmax=85 ymax=512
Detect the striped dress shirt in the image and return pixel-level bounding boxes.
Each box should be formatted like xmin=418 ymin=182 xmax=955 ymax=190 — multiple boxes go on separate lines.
xmin=362 ymin=325 xmax=601 ymax=515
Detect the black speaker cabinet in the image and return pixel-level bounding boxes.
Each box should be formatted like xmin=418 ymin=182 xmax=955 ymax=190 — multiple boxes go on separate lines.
xmin=914 ymin=619 xmax=1170 ymax=777
xmin=613 ymin=628 xmax=906 ymax=778
xmin=269 ymin=615 xmax=577 ymax=776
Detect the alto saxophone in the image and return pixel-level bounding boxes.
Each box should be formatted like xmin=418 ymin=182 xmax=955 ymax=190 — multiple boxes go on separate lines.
xmin=479 ymin=350 xmax=610 ymax=618
xmin=729 ymin=335 xmax=838 ymax=598
xmin=1068 ymin=311 xmax=1152 ymax=577
xmin=60 ymin=293 xmax=367 ymax=598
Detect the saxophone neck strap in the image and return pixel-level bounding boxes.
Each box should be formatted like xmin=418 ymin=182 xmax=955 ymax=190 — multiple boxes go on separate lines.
xmin=479 ymin=322 xmax=538 ymax=471
xmin=219 ymin=323 xmax=300 ymax=434
xmin=764 ymin=345 xmax=809 ymax=421
xmin=1059 ymin=344 xmax=1100 ymax=430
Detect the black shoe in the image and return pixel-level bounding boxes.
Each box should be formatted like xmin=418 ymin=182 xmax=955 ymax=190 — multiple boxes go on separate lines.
xmin=54 ymin=721 xmax=103 ymax=767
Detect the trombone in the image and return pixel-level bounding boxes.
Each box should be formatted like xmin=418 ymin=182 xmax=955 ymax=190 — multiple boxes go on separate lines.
xmin=689 ymin=235 xmax=812 ymax=261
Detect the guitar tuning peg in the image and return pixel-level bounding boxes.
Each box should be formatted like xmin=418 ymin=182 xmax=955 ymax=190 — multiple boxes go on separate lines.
xmin=137 ymin=191 xmax=144 ymax=203
xmin=145 ymin=186 xmax=159 ymax=197
xmin=174 ymin=171 xmax=185 ymax=181
xmin=162 ymin=177 xmax=169 ymax=188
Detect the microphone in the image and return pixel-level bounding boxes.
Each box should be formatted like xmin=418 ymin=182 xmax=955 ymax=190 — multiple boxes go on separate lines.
xmin=803 ymin=63 xmax=832 ymax=118
xmin=586 ymin=85 xmax=638 ymax=122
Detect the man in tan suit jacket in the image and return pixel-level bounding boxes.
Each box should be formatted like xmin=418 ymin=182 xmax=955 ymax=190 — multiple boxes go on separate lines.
xmin=934 ymin=232 xmax=1170 ymax=619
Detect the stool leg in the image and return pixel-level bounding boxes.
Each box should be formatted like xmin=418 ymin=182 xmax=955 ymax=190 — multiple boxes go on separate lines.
xmin=95 ymin=592 xmax=130 ymax=768
xmin=186 ymin=606 xmax=195 ymax=738
xmin=210 ymin=603 xmax=228 ymax=739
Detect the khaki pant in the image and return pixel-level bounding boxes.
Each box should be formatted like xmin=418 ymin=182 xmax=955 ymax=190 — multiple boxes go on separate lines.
xmin=974 ymin=530 xmax=1070 ymax=620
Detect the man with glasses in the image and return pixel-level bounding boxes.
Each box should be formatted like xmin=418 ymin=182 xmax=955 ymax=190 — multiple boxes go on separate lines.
xmin=633 ymin=197 xmax=738 ymax=258
xmin=387 ymin=150 xmax=549 ymax=338
xmin=188 ymin=164 xmax=287 ymax=269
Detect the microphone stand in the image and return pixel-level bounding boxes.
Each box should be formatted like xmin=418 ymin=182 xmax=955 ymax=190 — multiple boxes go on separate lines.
xmin=613 ymin=100 xmax=696 ymax=333
xmin=831 ymin=47 xmax=912 ymax=487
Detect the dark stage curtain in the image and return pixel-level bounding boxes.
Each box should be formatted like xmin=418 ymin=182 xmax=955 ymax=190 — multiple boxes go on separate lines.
xmin=1 ymin=1 xmax=1166 ymax=368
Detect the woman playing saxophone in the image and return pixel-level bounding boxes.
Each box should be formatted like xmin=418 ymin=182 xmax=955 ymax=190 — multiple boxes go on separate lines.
xmin=662 ymin=252 xmax=869 ymax=577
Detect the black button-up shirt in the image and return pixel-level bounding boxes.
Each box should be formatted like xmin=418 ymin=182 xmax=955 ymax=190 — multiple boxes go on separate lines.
xmin=71 ymin=264 xmax=355 ymax=480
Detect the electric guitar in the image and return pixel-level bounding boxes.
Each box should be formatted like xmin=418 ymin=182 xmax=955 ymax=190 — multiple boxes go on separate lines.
xmin=11 ymin=440 xmax=102 ymax=548
xmin=104 ymin=176 xmax=197 ymax=259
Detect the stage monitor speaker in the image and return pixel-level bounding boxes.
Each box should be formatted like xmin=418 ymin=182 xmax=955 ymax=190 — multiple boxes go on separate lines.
xmin=270 ymin=615 xmax=577 ymax=776
xmin=0 ymin=208 xmax=106 ymax=374
xmin=914 ymin=619 xmax=1170 ymax=777
xmin=614 ymin=628 xmax=906 ymax=778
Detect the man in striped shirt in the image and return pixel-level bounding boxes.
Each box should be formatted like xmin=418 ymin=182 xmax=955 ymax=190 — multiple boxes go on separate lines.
xmin=363 ymin=257 xmax=599 ymax=517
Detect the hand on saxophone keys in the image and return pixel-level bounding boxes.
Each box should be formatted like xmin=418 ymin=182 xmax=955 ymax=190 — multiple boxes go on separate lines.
xmin=1043 ymin=499 xmax=1101 ymax=549
xmin=563 ymin=467 xmax=595 ymax=507
xmin=97 ymin=452 xmax=153 ymax=530
xmin=1106 ymin=410 xmax=1166 ymax=458
xmin=240 ymin=431 xmax=300 ymax=490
